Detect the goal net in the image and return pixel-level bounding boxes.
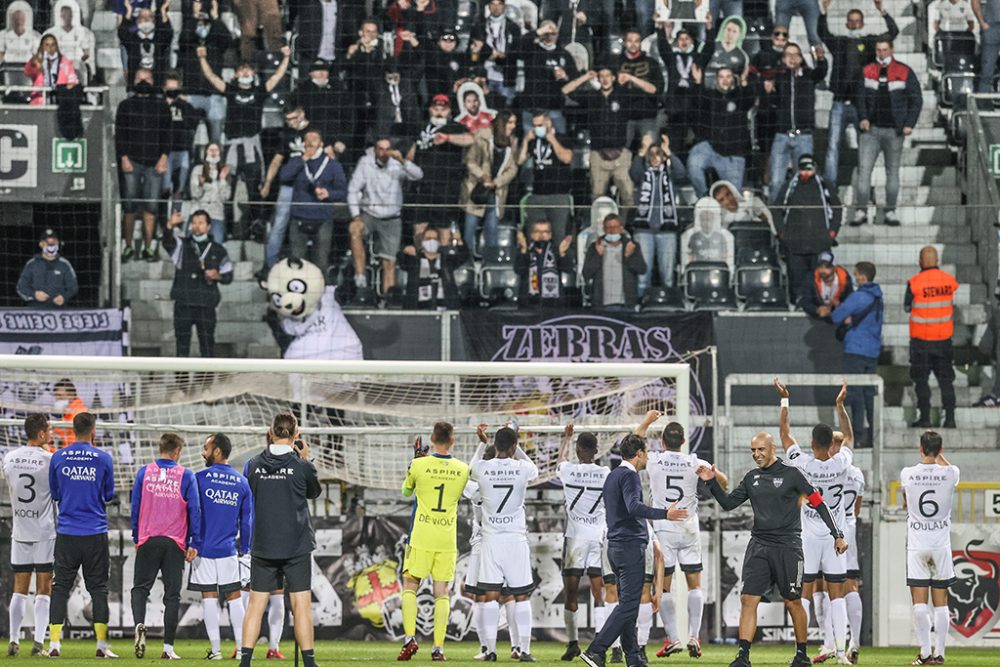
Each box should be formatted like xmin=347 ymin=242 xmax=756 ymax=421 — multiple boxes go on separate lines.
xmin=0 ymin=356 xmax=691 ymax=492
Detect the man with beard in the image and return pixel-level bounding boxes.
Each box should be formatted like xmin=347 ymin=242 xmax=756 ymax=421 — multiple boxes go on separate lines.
xmin=800 ymin=251 xmax=854 ymax=320
xmin=515 ymin=220 xmax=575 ymax=308
xmin=406 ymin=94 xmax=473 ymax=245
xmin=618 ymin=28 xmax=663 ymax=148
xmin=455 ymin=84 xmax=495 ymax=133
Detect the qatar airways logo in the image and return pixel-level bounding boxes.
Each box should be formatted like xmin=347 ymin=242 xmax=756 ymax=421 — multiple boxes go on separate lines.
xmin=492 ymin=315 xmax=679 ymax=362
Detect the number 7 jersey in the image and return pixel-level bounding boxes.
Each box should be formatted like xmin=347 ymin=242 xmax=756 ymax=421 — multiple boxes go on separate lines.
xmin=470 ymin=456 xmax=539 ymax=539
xmin=900 ymin=462 xmax=960 ymax=551
xmin=2 ymin=445 xmax=56 ymax=542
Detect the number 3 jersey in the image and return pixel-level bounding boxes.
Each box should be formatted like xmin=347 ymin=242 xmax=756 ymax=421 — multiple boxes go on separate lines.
xmin=786 ymin=444 xmax=853 ymax=539
xmin=556 ymin=461 xmax=609 ymax=542
xmin=645 ymin=450 xmax=710 ymax=533
xmin=900 ymin=462 xmax=960 ymax=551
xmin=2 ymin=446 xmax=56 ymax=542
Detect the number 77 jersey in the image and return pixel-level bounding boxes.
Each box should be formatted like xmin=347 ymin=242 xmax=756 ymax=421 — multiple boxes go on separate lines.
xmin=556 ymin=461 xmax=609 ymax=541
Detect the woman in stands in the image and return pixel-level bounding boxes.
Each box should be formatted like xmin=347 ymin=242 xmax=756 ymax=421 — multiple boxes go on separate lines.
xmin=189 ymin=143 xmax=232 ymax=244
xmin=23 ymin=34 xmax=78 ymax=105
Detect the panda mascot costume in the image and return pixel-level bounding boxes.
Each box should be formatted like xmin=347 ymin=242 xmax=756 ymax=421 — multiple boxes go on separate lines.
xmin=261 ymin=257 xmax=364 ymax=360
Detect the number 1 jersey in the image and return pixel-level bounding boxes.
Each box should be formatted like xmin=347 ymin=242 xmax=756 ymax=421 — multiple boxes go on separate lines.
xmin=3 ymin=446 xmax=56 ymax=542
xmin=402 ymin=454 xmax=470 ymax=552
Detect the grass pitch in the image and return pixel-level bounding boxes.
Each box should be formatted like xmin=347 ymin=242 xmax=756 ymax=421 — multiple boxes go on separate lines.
xmin=22 ymin=640 xmax=999 ymax=665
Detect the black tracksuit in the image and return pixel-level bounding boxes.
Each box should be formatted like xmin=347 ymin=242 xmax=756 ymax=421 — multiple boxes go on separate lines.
xmin=162 ymin=229 xmax=233 ymax=358
xmin=818 ymin=12 xmax=899 ymax=104
xmin=244 ymin=449 xmax=322 ymax=560
xmin=693 ymin=83 xmax=754 ymax=156
xmin=770 ymin=61 xmax=829 ymax=134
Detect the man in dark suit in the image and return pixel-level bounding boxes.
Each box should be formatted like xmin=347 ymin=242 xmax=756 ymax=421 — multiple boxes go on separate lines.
xmin=581 ymin=435 xmax=688 ymax=667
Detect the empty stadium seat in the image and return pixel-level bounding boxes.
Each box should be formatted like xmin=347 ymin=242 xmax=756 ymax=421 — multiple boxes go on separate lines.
xmin=736 ymin=265 xmax=787 ymax=310
xmin=478 ymin=247 xmax=518 ymax=305
xmin=736 ymin=245 xmax=778 ymax=268
xmin=642 ymin=286 xmax=687 ymax=312
xmin=729 ymin=219 xmax=774 ymax=251
xmin=934 ymin=32 xmax=977 ymax=70
xmin=683 ymin=262 xmax=736 ymax=310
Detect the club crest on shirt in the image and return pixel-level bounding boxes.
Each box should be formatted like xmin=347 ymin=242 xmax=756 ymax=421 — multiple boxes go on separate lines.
xmin=772 ymin=478 xmax=784 ymax=488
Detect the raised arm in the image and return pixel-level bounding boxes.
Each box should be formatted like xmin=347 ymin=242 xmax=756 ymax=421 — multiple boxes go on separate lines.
xmin=265 ymin=46 xmax=292 ymax=92
xmin=774 ymin=377 xmax=796 ymax=450
xmin=835 ymin=381 xmax=855 ymax=450
xmin=196 ymin=46 xmax=226 ymax=93
xmin=556 ymin=423 xmax=574 ymax=464
xmin=634 ymin=409 xmax=661 ymax=438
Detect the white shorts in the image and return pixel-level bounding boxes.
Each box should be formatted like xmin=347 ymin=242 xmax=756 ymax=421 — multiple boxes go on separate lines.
xmin=845 ymin=523 xmax=860 ymax=577
xmin=11 ymin=538 xmax=55 ymax=572
xmin=480 ymin=535 xmax=534 ymax=595
xmin=189 ymin=555 xmax=242 ymax=594
xmin=239 ymin=553 xmax=252 ymax=589
xmin=465 ymin=542 xmax=482 ymax=593
xmin=803 ymin=535 xmax=847 ymax=582
xmin=907 ymin=547 xmax=956 ymax=588
xmin=562 ymin=537 xmax=603 ymax=578
xmin=656 ymin=529 xmax=704 ymax=573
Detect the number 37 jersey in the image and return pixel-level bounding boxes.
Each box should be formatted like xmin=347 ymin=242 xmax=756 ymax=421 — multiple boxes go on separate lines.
xmin=556 ymin=461 xmax=609 ymax=542
xmin=900 ymin=462 xmax=960 ymax=551
xmin=2 ymin=446 xmax=56 ymax=542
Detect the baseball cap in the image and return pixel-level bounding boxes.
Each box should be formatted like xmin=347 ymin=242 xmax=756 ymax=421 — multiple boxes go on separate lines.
xmin=798 ymin=153 xmax=817 ymax=171
xmin=39 ymin=228 xmax=59 ymax=241
xmin=439 ymin=28 xmax=458 ymax=40
xmin=817 ymin=251 xmax=835 ymax=267
xmin=308 ymin=59 xmax=330 ymax=73
xmin=430 ymin=94 xmax=450 ymax=108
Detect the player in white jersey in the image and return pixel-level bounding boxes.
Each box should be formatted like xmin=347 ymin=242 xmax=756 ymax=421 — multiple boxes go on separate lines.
xmin=2 ymin=414 xmax=56 ymax=657
xmin=900 ymin=430 xmax=959 ymax=666
xmin=469 ymin=426 xmax=539 ymax=663
xmin=554 ymin=425 xmax=609 ymax=661
xmin=464 ymin=432 xmax=497 ymax=661
xmin=839 ymin=442 xmax=865 ymax=664
xmin=776 ymin=379 xmax=852 ymax=665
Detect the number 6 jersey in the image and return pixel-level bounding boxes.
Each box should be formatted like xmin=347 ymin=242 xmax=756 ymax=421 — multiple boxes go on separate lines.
xmin=2 ymin=445 xmax=56 ymax=543
xmin=900 ymin=462 xmax=960 ymax=551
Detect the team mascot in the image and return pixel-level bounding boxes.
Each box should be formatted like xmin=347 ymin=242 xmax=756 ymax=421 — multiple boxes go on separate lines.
xmin=260 ymin=257 xmax=364 ymax=360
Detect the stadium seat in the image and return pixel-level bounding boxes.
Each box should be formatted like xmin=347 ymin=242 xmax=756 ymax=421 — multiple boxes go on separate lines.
xmin=683 ymin=261 xmax=736 ymax=310
xmin=934 ymin=31 xmax=977 ymax=70
xmin=729 ymin=219 xmax=774 ymax=251
xmin=642 ymin=286 xmax=687 ymax=312
xmin=941 ymin=70 xmax=977 ymax=108
xmin=736 ymin=265 xmax=787 ymax=310
xmin=736 ymin=245 xmax=778 ymax=268
xmin=478 ymin=247 xmax=518 ymax=305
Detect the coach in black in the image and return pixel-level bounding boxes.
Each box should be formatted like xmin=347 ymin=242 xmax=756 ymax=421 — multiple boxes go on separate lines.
xmin=240 ymin=413 xmax=322 ymax=667
xmin=581 ymin=435 xmax=687 ymax=667
xmin=699 ymin=431 xmax=846 ymax=667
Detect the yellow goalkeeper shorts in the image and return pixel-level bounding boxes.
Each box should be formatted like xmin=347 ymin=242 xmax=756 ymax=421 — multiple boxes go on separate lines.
xmin=403 ymin=544 xmax=457 ymax=582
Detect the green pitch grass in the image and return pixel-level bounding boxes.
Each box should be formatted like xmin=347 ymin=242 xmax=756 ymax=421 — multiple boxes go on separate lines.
xmin=25 ymin=641 xmax=999 ymax=665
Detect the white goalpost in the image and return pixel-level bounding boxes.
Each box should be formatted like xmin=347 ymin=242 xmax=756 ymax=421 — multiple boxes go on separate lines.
xmin=0 ymin=355 xmax=692 ymax=492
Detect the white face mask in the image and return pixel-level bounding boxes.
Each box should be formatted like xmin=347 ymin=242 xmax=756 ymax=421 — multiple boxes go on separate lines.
xmin=539 ymin=40 xmax=556 ymax=51
xmin=877 ymin=56 xmax=892 ymax=66
xmin=846 ymin=28 xmax=863 ymax=38
xmin=43 ymin=243 xmax=59 ymax=256
xmin=422 ymin=239 xmax=441 ymax=253
xmin=137 ymin=20 xmax=155 ymax=34
xmin=205 ymin=155 xmax=220 ymax=165
xmin=193 ymin=232 xmax=209 ymax=242
xmin=238 ymin=75 xmax=254 ymax=85
xmin=311 ymin=76 xmax=327 ymax=87
xmin=429 ymin=116 xmax=447 ymax=128
xmin=53 ymin=399 xmax=69 ymax=411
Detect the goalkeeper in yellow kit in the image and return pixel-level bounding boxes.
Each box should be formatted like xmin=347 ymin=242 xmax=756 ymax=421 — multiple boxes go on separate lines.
xmin=398 ymin=421 xmax=470 ymax=662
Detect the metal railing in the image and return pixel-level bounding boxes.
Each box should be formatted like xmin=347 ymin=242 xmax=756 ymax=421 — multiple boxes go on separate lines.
xmin=963 ymin=94 xmax=1000 ymax=290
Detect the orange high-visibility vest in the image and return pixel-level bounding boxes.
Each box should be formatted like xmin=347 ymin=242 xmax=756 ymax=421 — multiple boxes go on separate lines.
xmin=53 ymin=397 xmax=87 ymax=450
xmin=908 ymin=268 xmax=959 ymax=341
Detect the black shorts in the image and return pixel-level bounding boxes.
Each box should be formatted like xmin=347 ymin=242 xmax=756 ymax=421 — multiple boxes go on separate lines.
xmin=250 ymin=553 xmax=312 ymax=593
xmin=54 ymin=533 xmax=109 ymax=586
xmin=741 ymin=539 xmax=804 ymax=601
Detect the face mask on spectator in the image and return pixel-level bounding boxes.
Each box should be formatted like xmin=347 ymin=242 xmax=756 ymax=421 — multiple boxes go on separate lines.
xmin=429 ymin=116 xmax=447 ymax=128
xmin=196 ymin=25 xmax=211 ymax=39
xmin=877 ymin=55 xmax=891 ymax=66
xmin=205 ymin=156 xmax=220 ymax=165
xmin=311 ymin=76 xmax=327 ymax=87
xmin=604 ymin=233 xmax=621 ymax=243
xmin=489 ymin=13 xmax=504 ymax=24
xmin=165 ymin=89 xmax=180 ymax=99
xmin=193 ymin=232 xmax=209 ymax=242
xmin=53 ymin=399 xmax=69 ymax=411
xmin=137 ymin=20 xmax=155 ymax=34
xmin=533 ymin=126 xmax=546 ymax=138
xmin=422 ymin=239 xmax=441 ymax=253
xmin=539 ymin=40 xmax=556 ymax=51
xmin=238 ymin=74 xmax=254 ymax=85
xmin=43 ymin=243 xmax=59 ymax=256
xmin=846 ymin=29 xmax=862 ymax=38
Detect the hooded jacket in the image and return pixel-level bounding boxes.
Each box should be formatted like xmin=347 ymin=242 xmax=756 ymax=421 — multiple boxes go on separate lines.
xmin=775 ymin=173 xmax=841 ymax=255
xmin=582 ymin=233 xmax=647 ymax=307
xmin=243 ymin=447 xmax=322 ymax=560
xmin=0 ymin=2 xmax=41 ymax=64
xmin=44 ymin=0 xmax=96 ymax=78
xmin=16 ymin=253 xmax=79 ymax=306
xmin=817 ymin=12 xmax=899 ymax=103
xmin=832 ymin=282 xmax=884 ymax=359
xmin=347 ymin=147 xmax=424 ymax=219
xmin=710 ymin=180 xmax=775 ymax=232
xmin=693 ymin=78 xmax=753 ymax=156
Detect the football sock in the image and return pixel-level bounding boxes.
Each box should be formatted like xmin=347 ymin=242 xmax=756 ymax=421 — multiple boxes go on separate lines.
xmin=687 ymin=588 xmax=704 ymax=639
xmin=637 ymin=602 xmax=653 ymax=646
xmin=802 ymin=598 xmax=811 ymax=628
xmin=33 ymin=595 xmax=49 ymax=645
xmin=48 ymin=624 xmax=62 ymax=651
xmin=737 ymin=638 xmax=751 ymax=656
xmin=229 ymin=596 xmax=246 ymax=648
xmin=658 ymin=592 xmax=676 ymax=642
xmin=301 ymin=648 xmax=316 ymax=667
xmin=433 ymin=596 xmax=449 ymax=648
xmin=482 ymin=600 xmax=500 ymax=654
xmin=163 ymin=643 xmax=174 ymax=655
xmin=933 ymin=606 xmax=949 ymax=657
xmin=504 ymin=600 xmax=519 ymax=650
xmin=796 ymin=642 xmax=807 ymax=657
xmin=401 ymin=589 xmax=418 ymax=639
xmin=831 ymin=597 xmax=848 ymax=655
xmin=913 ymin=603 xmax=932 ymax=657
xmin=515 ymin=600 xmax=532 ymax=654
xmin=820 ymin=593 xmax=834 ymax=651
xmin=475 ymin=601 xmax=487 ymax=648
xmin=267 ymin=595 xmax=284 ymax=650
xmin=239 ymin=646 xmax=254 ymax=667
xmin=593 ymin=605 xmax=607 ymax=634
xmin=565 ymin=608 xmax=578 ymax=643
xmin=95 ymin=622 xmax=109 ymax=650
xmin=203 ymin=598 xmax=222 ymax=653
xmin=845 ymin=591 xmax=863 ymax=647
xmin=9 ymin=593 xmax=26 ymax=644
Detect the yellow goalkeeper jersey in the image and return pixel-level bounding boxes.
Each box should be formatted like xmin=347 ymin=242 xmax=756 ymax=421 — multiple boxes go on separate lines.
xmin=402 ymin=454 xmax=470 ymax=552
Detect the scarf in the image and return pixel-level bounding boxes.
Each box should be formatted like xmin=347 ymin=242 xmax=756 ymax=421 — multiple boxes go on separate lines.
xmin=528 ymin=242 xmax=560 ymax=299
xmin=635 ymin=164 xmax=678 ymax=230
xmin=417 ymin=255 xmax=443 ymax=305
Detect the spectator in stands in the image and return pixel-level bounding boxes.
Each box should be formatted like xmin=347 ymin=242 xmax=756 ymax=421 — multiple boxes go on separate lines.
xmin=460 ymin=110 xmax=519 ymax=255
xmin=657 ymin=25 xmax=700 ymax=156
xmin=630 ymin=135 xmax=682 ymax=294
xmin=197 ymin=45 xmax=292 ymax=238
xmin=455 ymin=83 xmax=496 ymax=133
xmin=178 ymin=6 xmax=231 ymax=145
xmin=345 ymin=18 xmax=388 ymax=136
xmin=233 ymin=0 xmax=284 ymax=61
xmin=515 ymin=220 xmax=575 ymax=308
xmin=519 ymin=110 xmax=575 ymax=244
xmin=297 ymin=62 xmax=356 ymax=159
xmin=933 ymin=0 xmax=976 ymax=32
xmin=163 ymin=210 xmax=234 ymax=358
xmin=775 ymin=154 xmax=840 ymax=302
xmin=831 ymin=261 xmax=883 ymax=446
xmin=52 ymin=379 xmax=87 ymax=448
xmin=347 ymin=138 xmax=424 ymax=292
xmin=687 ymin=65 xmax=753 ymax=196
xmin=619 ymin=28 xmax=664 ymax=148
xmin=23 ymin=34 xmax=78 ymax=105
xmin=116 ymin=67 xmax=170 ymax=262
xmin=371 ymin=60 xmax=421 ymax=138
xmin=421 ymin=28 xmax=467 ymax=101
xmin=750 ymin=25 xmax=788 ymax=166
xmin=974 ymin=293 xmax=1000 ymax=407
xmin=582 ymin=214 xmax=647 ymax=310
xmin=408 ymin=93 xmax=474 ymax=245
xmin=699 ymin=15 xmax=748 ymax=91
xmin=818 ymin=0 xmax=899 ymax=186
xmin=398 ymin=227 xmax=470 ymax=309
xmin=710 ymin=180 xmax=775 ymax=228
xmin=684 ymin=198 xmax=734 ymax=268
xmin=470 ymin=0 xmax=520 ymax=102
xmin=118 ymin=0 xmax=174 ymax=87
xmin=16 ymin=228 xmax=78 ymax=308
xmin=775 ymin=0 xmax=822 ymax=47
xmin=854 ymin=38 xmax=921 ymax=227
xmin=44 ymin=0 xmax=94 ymax=84
xmin=163 ymin=74 xmax=203 ymax=214
xmin=563 ymin=63 xmax=635 ymax=208
xmin=518 ymin=20 xmax=579 ymax=132
xmin=0 ymin=2 xmax=41 ymax=66
xmin=280 ymin=129 xmax=348 ymax=272
xmin=765 ymin=42 xmax=828 ymax=202
xmin=295 ymin=0 xmax=361 ymax=64
xmin=973 ymin=0 xmax=1000 ymax=92
xmin=800 ymin=250 xmax=853 ymax=320
xmin=189 ymin=144 xmax=231 ymax=244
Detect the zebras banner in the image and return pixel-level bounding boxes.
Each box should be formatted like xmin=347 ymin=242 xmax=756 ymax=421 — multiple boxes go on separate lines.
xmin=0 ymin=308 xmax=123 ymax=357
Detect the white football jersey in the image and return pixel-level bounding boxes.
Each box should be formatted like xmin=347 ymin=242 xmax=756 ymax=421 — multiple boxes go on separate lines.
xmin=464 ymin=480 xmax=483 ymax=545
xmin=843 ymin=465 xmax=865 ymax=526
xmin=2 ymin=446 xmax=56 ymax=542
xmin=787 ymin=444 xmax=853 ymax=539
xmin=470 ymin=454 xmax=539 ymax=538
xmin=556 ymin=461 xmax=609 ymax=542
xmin=645 ymin=450 xmax=709 ymax=533
xmin=900 ymin=463 xmax=960 ymax=551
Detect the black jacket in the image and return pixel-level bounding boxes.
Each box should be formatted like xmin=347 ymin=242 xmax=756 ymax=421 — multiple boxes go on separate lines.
xmin=768 ymin=61 xmax=829 ymax=133
xmin=118 ymin=15 xmax=174 ymax=86
xmin=582 ymin=237 xmax=647 ymax=308
xmin=177 ymin=19 xmax=231 ymax=96
xmin=569 ymin=84 xmax=630 ymax=151
xmin=162 ymin=229 xmax=234 ymax=307
xmin=656 ymin=33 xmax=700 ymax=101
xmin=244 ymin=447 xmax=322 ymax=560
xmin=421 ymin=45 xmax=472 ymax=101
xmin=618 ymin=52 xmax=664 ymax=120
xmin=371 ymin=78 xmax=421 ymax=138
xmin=469 ymin=17 xmax=520 ymax=85
xmin=693 ymin=82 xmax=754 ymax=156
xmin=115 ymin=90 xmax=171 ymax=166
xmin=818 ymin=12 xmax=899 ymax=103
xmin=398 ymin=245 xmax=469 ymax=309
xmin=775 ymin=174 xmax=842 ymax=255
xmin=165 ymin=98 xmax=204 ymax=152
xmin=293 ymin=79 xmax=357 ymax=154
xmin=295 ymin=0 xmax=364 ymax=65
xmin=518 ymin=37 xmax=579 ymax=111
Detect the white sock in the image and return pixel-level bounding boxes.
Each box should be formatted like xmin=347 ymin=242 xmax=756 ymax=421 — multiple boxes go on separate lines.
xmin=473 ymin=602 xmax=485 ymax=648
xmin=163 ymin=643 xmax=174 ymax=655
xmin=515 ymin=600 xmax=532 ymax=654
xmin=845 ymin=591 xmax=863 ymax=647
xmin=504 ymin=600 xmax=519 ymax=650
xmin=482 ymin=600 xmax=500 ymax=654
xmin=268 ymin=595 xmax=284 ymax=650
xmin=913 ymin=603 xmax=932 ymax=658
xmin=229 ymin=596 xmax=245 ymax=649
xmin=637 ymin=602 xmax=653 ymax=647
xmin=203 ymin=599 xmax=222 ymax=653
xmin=658 ymin=593 xmax=675 ymax=642
xmin=9 ymin=593 xmax=27 ymax=644
xmin=821 ymin=594 xmax=835 ymax=651
xmin=802 ymin=597 xmax=812 ymax=628
xmin=831 ymin=597 xmax=848 ymax=654
xmin=606 ymin=602 xmax=621 ymax=648
xmin=33 ymin=595 xmax=50 ymax=644
xmin=97 ymin=639 xmax=110 ymax=651
xmin=241 ymin=590 xmax=249 ymax=611
xmin=687 ymin=588 xmax=704 ymax=639
xmin=565 ymin=608 xmax=578 ymax=642
xmin=933 ymin=606 xmax=949 ymax=657
xmin=594 ymin=605 xmax=607 ymax=633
